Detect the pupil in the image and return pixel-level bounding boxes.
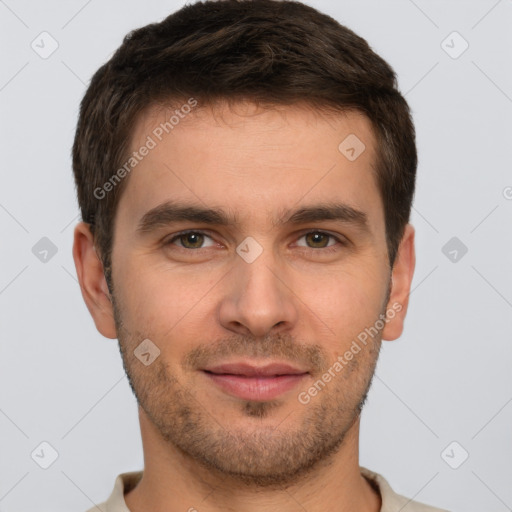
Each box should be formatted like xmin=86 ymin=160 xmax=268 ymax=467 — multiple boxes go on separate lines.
xmin=309 ymin=232 xmax=326 ymax=247
xmin=185 ymin=233 xmax=201 ymax=247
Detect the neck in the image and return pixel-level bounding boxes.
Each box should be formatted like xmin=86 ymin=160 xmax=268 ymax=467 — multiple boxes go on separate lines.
xmin=124 ymin=407 xmax=381 ymax=512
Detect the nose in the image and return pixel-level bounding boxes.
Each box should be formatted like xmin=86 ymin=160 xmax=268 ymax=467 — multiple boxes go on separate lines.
xmin=218 ymin=250 xmax=299 ymax=338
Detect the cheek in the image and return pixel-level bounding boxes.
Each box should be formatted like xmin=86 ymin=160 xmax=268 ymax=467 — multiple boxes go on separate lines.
xmin=302 ymin=267 xmax=385 ymax=347
xmin=119 ymin=263 xmax=218 ymax=339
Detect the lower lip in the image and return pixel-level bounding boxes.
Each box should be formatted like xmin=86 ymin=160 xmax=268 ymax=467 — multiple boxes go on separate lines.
xmin=203 ymin=371 xmax=308 ymax=401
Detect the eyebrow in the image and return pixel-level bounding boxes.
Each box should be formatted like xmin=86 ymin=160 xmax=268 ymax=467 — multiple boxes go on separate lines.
xmin=136 ymin=200 xmax=370 ymax=235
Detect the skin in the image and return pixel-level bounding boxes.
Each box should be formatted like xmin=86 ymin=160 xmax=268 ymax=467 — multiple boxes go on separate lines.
xmin=73 ymin=100 xmax=415 ymax=512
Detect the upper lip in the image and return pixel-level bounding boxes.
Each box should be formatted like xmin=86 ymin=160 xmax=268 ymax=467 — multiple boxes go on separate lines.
xmin=203 ymin=362 xmax=308 ymax=377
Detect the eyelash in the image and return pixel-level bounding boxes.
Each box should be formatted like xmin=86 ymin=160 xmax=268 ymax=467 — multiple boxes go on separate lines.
xmin=163 ymin=229 xmax=346 ymax=254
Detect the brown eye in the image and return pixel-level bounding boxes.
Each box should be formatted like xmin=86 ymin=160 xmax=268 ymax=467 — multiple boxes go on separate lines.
xmin=304 ymin=232 xmax=331 ymax=248
xmin=296 ymin=231 xmax=340 ymax=250
xmin=179 ymin=232 xmax=204 ymax=248
xmin=166 ymin=231 xmax=215 ymax=249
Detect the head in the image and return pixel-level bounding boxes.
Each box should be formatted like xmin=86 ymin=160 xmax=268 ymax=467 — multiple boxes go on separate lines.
xmin=72 ymin=0 xmax=416 ymax=488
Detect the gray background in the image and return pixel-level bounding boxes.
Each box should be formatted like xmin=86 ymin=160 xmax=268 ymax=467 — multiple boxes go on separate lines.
xmin=1 ymin=1 xmax=511 ymax=511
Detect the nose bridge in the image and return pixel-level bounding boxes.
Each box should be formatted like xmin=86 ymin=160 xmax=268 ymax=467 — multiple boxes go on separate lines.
xmin=241 ymin=246 xmax=282 ymax=297
xmin=237 ymin=240 xmax=286 ymax=309
xmin=219 ymin=238 xmax=298 ymax=337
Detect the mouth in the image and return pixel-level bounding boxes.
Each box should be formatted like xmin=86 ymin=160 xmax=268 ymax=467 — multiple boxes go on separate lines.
xmin=201 ymin=362 xmax=309 ymax=401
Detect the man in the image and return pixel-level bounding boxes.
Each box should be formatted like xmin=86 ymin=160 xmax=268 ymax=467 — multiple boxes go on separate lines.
xmin=72 ymin=0 xmax=449 ymax=510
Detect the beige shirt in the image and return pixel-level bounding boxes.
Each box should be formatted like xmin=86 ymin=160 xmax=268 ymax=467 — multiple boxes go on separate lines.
xmin=86 ymin=466 xmax=450 ymax=512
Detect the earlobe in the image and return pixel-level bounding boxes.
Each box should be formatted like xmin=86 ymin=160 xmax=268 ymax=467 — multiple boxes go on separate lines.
xmin=72 ymin=222 xmax=117 ymax=339
xmin=381 ymin=223 xmax=416 ymax=342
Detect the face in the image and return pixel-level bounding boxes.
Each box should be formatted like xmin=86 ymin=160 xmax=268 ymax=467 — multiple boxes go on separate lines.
xmin=83 ymin=101 xmax=413 ymax=487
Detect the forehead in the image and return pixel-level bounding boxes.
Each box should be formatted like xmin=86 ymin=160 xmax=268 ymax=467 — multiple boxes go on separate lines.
xmin=116 ymin=100 xmax=384 ymax=236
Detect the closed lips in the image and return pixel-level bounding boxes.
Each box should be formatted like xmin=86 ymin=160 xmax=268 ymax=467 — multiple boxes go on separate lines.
xmin=202 ymin=362 xmax=309 ymax=377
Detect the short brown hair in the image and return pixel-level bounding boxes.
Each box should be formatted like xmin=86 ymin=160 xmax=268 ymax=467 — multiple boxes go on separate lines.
xmin=72 ymin=0 xmax=417 ymax=291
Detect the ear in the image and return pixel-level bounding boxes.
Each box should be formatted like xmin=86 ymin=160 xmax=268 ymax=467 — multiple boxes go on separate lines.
xmin=72 ymin=222 xmax=117 ymax=339
xmin=381 ymin=223 xmax=416 ymax=341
